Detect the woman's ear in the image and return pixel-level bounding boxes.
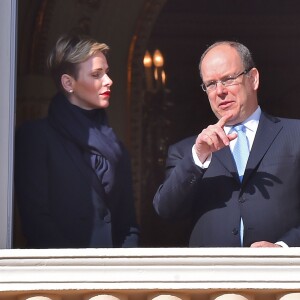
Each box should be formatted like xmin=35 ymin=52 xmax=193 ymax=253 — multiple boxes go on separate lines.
xmin=61 ymin=74 xmax=74 ymax=93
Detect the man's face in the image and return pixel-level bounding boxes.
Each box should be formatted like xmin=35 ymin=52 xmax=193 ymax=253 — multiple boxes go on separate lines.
xmin=200 ymin=44 xmax=259 ymax=126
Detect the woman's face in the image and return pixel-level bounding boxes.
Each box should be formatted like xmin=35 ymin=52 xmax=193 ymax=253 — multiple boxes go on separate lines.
xmin=67 ymin=51 xmax=113 ymax=110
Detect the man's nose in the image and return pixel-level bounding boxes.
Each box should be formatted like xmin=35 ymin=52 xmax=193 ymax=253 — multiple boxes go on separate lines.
xmin=215 ymin=81 xmax=226 ymax=94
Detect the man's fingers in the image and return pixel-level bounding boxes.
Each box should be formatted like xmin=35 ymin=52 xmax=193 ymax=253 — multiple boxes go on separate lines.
xmin=228 ymin=132 xmax=238 ymax=141
xmin=250 ymin=241 xmax=282 ymax=248
xmin=217 ymin=113 xmax=233 ymax=128
xmin=195 ymin=114 xmax=235 ymax=157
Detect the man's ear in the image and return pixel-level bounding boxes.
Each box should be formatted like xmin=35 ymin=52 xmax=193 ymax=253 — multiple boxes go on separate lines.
xmin=61 ymin=74 xmax=74 ymax=93
xmin=249 ymin=68 xmax=259 ymax=90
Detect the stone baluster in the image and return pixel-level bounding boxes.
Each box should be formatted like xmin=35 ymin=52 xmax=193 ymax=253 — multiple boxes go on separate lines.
xmin=83 ymin=294 xmax=128 ymax=300
xmin=276 ymin=293 xmax=300 ymax=300
xmin=148 ymin=293 xmax=190 ymax=300
xmin=210 ymin=293 xmax=254 ymax=300
xmin=18 ymin=296 xmax=62 ymax=300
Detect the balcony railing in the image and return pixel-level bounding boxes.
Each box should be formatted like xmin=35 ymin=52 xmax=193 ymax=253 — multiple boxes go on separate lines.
xmin=0 ymin=248 xmax=300 ymax=300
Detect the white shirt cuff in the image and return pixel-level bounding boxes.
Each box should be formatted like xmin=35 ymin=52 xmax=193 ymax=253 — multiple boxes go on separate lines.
xmin=192 ymin=145 xmax=211 ymax=169
xmin=275 ymin=241 xmax=289 ymax=248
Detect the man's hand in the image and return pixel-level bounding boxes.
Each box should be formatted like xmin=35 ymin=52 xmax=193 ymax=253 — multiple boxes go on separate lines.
xmin=194 ymin=114 xmax=237 ymax=163
xmin=250 ymin=241 xmax=282 ymax=248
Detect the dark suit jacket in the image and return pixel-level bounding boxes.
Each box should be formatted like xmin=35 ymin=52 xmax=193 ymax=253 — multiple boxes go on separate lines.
xmin=153 ymin=112 xmax=300 ymax=247
xmin=14 ymin=118 xmax=139 ymax=248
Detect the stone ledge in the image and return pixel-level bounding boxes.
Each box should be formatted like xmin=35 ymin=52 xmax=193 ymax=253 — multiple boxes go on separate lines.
xmin=0 ymin=248 xmax=300 ymax=292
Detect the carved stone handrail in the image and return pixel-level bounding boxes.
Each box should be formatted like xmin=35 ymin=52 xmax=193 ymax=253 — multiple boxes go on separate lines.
xmin=1 ymin=248 xmax=300 ymax=293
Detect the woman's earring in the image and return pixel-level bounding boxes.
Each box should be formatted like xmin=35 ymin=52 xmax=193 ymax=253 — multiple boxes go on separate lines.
xmin=69 ymin=89 xmax=73 ymax=93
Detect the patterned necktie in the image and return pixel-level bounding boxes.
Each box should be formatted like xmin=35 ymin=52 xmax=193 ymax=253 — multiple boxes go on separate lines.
xmin=232 ymin=124 xmax=249 ymax=182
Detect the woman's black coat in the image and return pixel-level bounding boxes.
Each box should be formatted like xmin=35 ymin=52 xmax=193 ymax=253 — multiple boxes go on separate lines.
xmin=14 ymin=94 xmax=139 ymax=248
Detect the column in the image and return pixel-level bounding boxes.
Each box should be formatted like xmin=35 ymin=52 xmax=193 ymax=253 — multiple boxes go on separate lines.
xmin=210 ymin=294 xmax=254 ymax=300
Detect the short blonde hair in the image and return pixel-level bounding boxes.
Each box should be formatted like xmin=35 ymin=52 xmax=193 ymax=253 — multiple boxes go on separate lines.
xmin=47 ymin=34 xmax=109 ymax=90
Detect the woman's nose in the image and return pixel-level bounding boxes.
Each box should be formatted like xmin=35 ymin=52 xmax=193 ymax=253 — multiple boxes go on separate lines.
xmin=104 ymin=74 xmax=113 ymax=87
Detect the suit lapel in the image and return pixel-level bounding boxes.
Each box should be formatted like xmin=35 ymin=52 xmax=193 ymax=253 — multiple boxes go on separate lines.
xmin=213 ymin=145 xmax=239 ymax=181
xmin=243 ymin=112 xmax=283 ymax=183
xmin=213 ymin=112 xmax=283 ymax=184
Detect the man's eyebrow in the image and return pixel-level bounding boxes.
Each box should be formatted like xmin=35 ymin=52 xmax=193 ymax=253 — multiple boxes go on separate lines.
xmin=208 ymin=73 xmax=235 ymax=81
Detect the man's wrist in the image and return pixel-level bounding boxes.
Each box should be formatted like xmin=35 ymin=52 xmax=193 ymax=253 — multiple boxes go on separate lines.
xmin=192 ymin=145 xmax=211 ymax=168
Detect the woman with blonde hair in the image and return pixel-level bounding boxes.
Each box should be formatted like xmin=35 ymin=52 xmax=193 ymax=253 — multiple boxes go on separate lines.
xmin=15 ymin=34 xmax=139 ymax=248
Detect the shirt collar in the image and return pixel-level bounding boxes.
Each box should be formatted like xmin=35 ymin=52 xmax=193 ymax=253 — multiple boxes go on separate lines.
xmin=224 ymin=106 xmax=261 ymax=134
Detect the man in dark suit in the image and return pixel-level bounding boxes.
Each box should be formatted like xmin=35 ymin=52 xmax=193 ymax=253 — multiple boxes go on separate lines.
xmin=153 ymin=41 xmax=300 ymax=247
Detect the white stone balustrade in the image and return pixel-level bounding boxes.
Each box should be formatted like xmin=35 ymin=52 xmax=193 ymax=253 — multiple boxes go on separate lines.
xmin=0 ymin=248 xmax=300 ymax=300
